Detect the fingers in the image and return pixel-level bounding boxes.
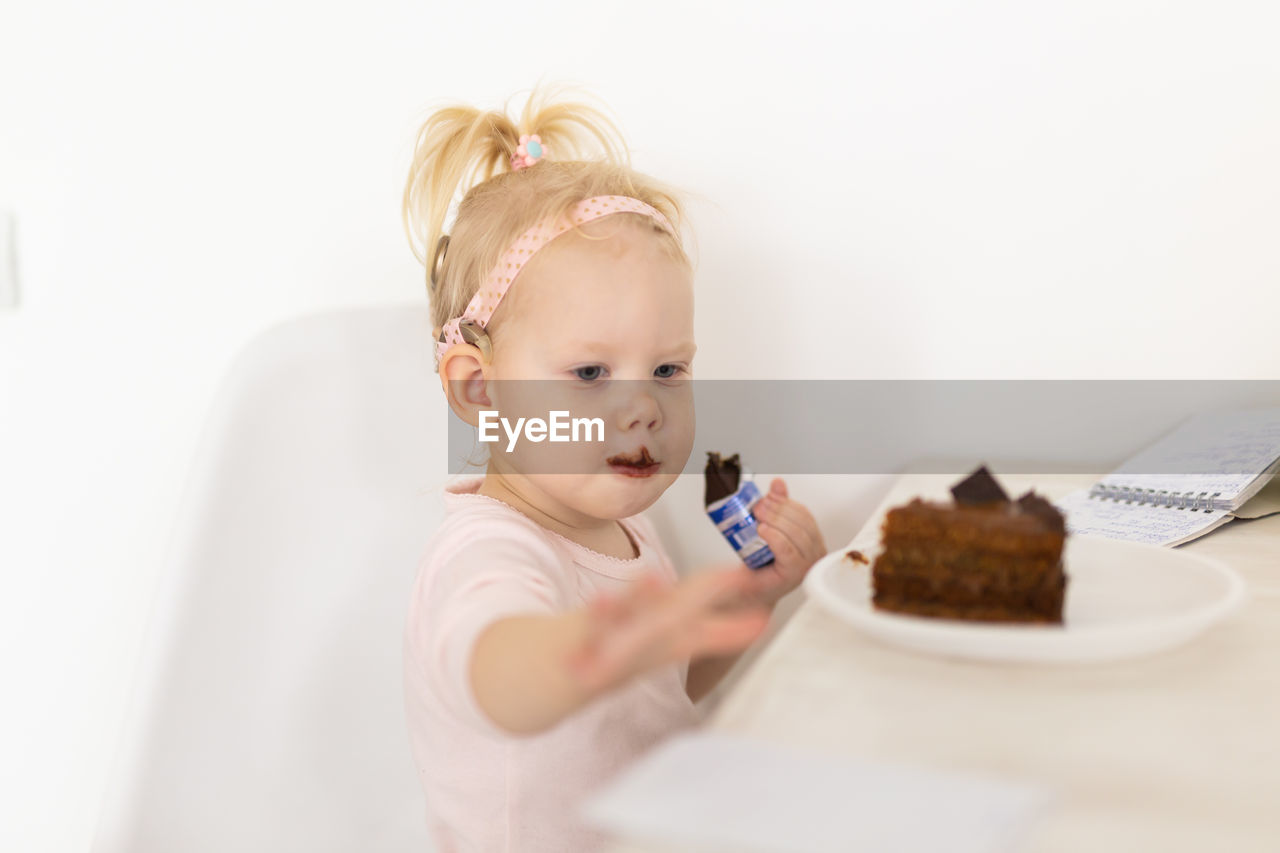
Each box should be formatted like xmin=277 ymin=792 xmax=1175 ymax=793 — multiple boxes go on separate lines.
xmin=667 ymin=571 xmax=772 ymax=657
xmin=569 ymin=593 xmax=649 ymax=691
xmin=672 ymin=566 xmax=757 ymax=618
xmin=690 ymin=609 xmax=772 ymax=656
xmin=758 ymin=525 xmax=804 ymax=582
xmin=759 ymin=520 xmax=802 ymax=562
xmin=577 ymin=575 xmax=662 ymax=654
xmin=765 ymin=497 xmax=823 ymax=552
xmin=569 ymin=569 xmax=770 ymax=690
xmin=634 ymin=569 xmax=763 ymax=660
xmin=755 ymin=497 xmax=824 ymax=560
xmin=770 ymin=477 xmax=788 ymax=498
xmin=570 ymin=571 xmax=683 ymax=684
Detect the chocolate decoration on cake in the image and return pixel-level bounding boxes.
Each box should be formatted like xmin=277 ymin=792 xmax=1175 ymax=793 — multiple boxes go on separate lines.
xmin=704 ymin=452 xmax=742 ymax=507
xmin=1016 ymin=490 xmax=1067 ymax=534
xmin=950 ymin=464 xmax=1010 ymax=506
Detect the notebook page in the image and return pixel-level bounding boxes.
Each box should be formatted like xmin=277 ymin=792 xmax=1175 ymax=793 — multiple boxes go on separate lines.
xmin=1095 ymin=408 xmax=1280 ymax=507
xmin=1055 ymin=489 xmax=1232 ymax=547
xmin=1233 ymin=474 xmax=1280 ymax=520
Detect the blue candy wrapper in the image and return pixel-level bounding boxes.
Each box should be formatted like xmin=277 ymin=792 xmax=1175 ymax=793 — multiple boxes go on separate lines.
xmin=705 ymin=477 xmax=776 ymax=570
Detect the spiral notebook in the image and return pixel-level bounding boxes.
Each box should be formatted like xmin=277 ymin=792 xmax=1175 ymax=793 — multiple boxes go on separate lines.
xmin=1053 ymin=407 xmax=1280 ymax=547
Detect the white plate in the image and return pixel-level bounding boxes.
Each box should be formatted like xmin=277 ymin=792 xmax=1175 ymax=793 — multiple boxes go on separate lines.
xmin=802 ymin=535 xmax=1245 ymax=663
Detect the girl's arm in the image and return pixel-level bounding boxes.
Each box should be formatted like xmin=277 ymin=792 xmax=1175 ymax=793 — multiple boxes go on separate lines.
xmin=469 ymin=570 xmax=772 ymax=735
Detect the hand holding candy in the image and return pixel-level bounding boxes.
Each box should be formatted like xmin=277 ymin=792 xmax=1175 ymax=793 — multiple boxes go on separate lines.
xmin=746 ymin=478 xmax=828 ymax=608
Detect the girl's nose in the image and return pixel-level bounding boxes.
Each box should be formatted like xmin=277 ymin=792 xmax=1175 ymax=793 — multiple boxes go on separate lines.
xmin=616 ymin=388 xmax=662 ymax=433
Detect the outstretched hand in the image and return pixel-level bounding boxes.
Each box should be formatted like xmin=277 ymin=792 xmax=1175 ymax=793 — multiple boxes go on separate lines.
xmin=565 ymin=568 xmax=772 ymax=694
xmin=564 ymin=478 xmax=825 ymax=695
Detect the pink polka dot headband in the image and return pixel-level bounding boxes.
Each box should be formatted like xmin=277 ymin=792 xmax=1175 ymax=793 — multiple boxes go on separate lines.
xmin=433 ymin=194 xmax=677 ymax=369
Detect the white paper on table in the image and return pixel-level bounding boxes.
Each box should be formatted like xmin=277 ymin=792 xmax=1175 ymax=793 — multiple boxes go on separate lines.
xmin=581 ymin=731 xmax=1054 ymax=853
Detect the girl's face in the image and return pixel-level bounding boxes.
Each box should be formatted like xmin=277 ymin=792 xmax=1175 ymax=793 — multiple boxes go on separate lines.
xmin=484 ymin=217 xmax=696 ymax=522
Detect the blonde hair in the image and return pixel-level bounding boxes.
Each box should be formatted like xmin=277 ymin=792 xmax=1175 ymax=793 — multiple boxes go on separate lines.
xmin=401 ymin=82 xmax=696 ymax=366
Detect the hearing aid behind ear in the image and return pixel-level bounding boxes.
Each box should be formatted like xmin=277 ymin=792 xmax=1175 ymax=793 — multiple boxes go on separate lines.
xmin=457 ymin=317 xmax=493 ymax=363
xmin=433 ymin=317 xmax=493 ymax=365
xmin=429 ymin=234 xmax=449 ymax=292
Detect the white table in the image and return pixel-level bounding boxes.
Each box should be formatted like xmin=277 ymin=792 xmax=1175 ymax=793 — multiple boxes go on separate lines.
xmin=608 ymin=473 xmax=1280 ymax=853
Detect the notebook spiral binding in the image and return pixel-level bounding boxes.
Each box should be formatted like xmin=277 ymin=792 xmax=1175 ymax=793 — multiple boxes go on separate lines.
xmin=1087 ymin=484 xmax=1223 ymax=512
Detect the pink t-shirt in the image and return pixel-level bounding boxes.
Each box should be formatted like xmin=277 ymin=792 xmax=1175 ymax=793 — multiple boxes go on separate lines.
xmin=403 ymin=476 xmax=702 ymax=852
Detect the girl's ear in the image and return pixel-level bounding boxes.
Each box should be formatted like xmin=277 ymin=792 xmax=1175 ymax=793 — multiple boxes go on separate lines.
xmin=439 ymin=347 xmax=493 ymax=426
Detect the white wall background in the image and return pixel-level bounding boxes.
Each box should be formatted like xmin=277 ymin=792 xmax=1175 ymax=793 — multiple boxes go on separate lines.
xmin=2 ymin=1 xmax=1278 ymax=850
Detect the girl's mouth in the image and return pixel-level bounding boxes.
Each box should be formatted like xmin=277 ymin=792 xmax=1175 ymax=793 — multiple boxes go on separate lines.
xmin=607 ymin=446 xmax=661 ymax=478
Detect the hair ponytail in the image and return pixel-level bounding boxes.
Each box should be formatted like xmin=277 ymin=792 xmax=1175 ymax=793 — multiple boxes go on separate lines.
xmin=401 ymin=82 xmax=693 ymax=354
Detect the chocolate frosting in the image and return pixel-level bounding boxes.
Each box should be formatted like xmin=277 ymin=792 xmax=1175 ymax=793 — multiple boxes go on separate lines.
xmin=950 ymin=465 xmax=1010 ymax=505
xmin=704 ymin=452 xmax=741 ymax=506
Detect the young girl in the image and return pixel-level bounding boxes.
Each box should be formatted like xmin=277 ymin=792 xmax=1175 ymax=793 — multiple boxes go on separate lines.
xmin=400 ymin=84 xmax=828 ymax=852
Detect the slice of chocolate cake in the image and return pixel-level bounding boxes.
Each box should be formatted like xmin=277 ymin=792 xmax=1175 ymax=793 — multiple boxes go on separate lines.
xmin=870 ymin=466 xmax=1068 ymax=624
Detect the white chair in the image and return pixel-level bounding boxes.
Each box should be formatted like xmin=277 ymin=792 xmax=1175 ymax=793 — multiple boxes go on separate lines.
xmin=90 ymin=301 xmax=801 ymax=852
xmin=92 ymin=303 xmax=447 ymax=852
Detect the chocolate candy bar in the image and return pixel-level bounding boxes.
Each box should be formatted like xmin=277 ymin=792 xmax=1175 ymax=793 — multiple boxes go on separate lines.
xmin=704 ymin=451 xmax=775 ymax=570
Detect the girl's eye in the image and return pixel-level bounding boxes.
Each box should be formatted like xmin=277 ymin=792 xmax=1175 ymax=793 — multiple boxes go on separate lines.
xmin=573 ymin=365 xmax=606 ymax=382
xmin=654 ymin=364 xmax=684 ymax=379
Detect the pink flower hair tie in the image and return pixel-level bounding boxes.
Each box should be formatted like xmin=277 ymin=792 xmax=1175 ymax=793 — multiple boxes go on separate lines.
xmin=511 ymin=134 xmax=546 ymax=171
